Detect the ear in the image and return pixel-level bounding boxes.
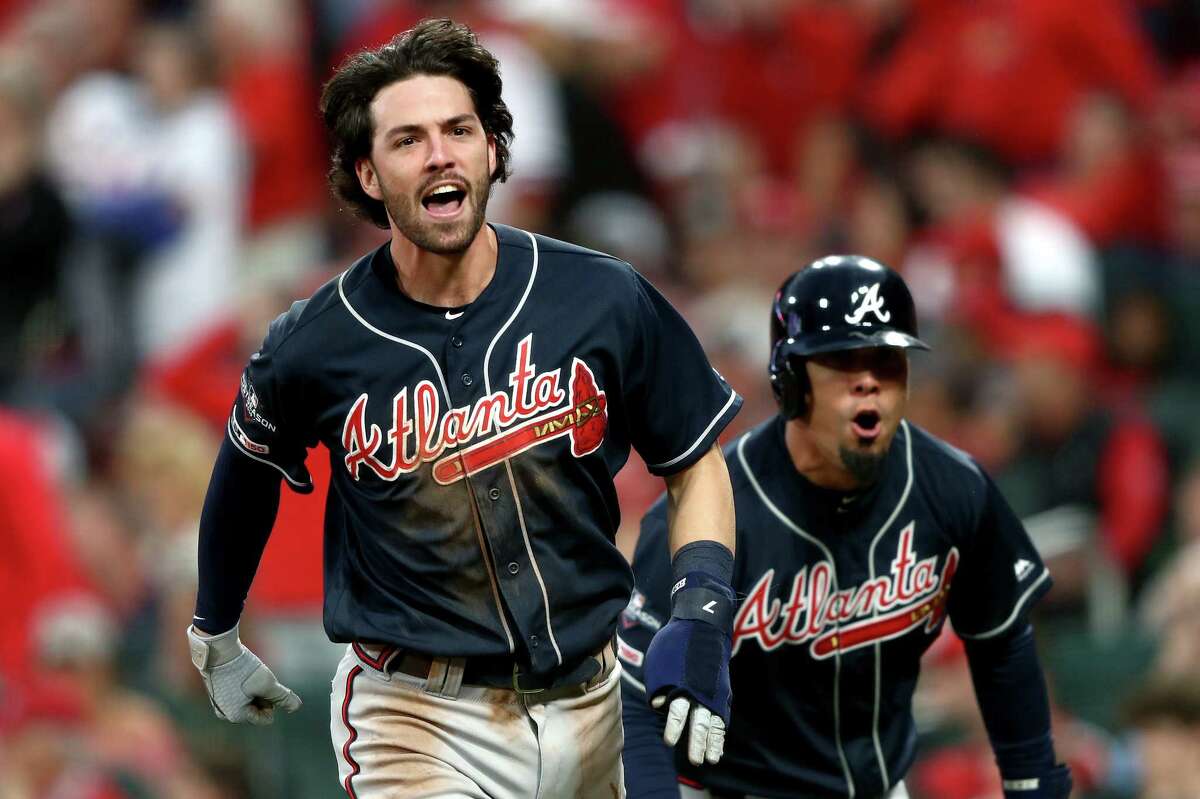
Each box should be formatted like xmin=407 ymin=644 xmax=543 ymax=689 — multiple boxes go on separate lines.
xmin=356 ymin=158 xmax=384 ymax=201
xmin=486 ymin=133 xmax=497 ymax=178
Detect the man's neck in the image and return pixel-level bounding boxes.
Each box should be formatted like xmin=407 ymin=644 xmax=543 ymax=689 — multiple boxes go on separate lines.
xmin=389 ymin=224 xmax=498 ymax=307
xmin=783 ymin=417 xmax=861 ymax=492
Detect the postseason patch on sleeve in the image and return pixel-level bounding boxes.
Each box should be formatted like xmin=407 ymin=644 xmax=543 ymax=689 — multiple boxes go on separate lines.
xmin=616 ymin=635 xmax=644 ymax=667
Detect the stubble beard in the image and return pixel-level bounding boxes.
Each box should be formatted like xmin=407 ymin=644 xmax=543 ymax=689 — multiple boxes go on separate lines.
xmin=839 ymin=444 xmax=886 ymax=486
xmin=384 ymin=174 xmax=491 ymax=255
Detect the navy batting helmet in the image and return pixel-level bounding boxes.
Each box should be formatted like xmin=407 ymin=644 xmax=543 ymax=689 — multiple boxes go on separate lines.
xmin=769 ymin=255 xmax=929 ymax=419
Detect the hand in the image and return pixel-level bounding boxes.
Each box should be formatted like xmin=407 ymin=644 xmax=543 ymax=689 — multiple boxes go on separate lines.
xmin=642 ymin=571 xmax=735 ymax=766
xmin=187 ymin=624 xmax=301 ymax=725
xmin=652 ymin=693 xmax=727 ymax=766
xmin=1002 ymin=764 xmax=1073 ymax=799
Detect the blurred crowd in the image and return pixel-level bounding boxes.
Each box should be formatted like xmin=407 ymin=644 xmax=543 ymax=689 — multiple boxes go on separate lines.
xmin=1 ymin=0 xmax=1199 ymax=796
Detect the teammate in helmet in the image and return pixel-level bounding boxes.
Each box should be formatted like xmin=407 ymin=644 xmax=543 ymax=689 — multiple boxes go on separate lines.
xmin=621 ymin=256 xmax=1072 ymax=798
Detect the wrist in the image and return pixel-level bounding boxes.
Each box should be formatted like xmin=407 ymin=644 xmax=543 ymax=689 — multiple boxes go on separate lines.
xmin=187 ymin=622 xmax=242 ymax=669
xmin=668 ymin=541 xmax=736 ymax=633
xmin=671 ymin=540 xmax=733 ymax=584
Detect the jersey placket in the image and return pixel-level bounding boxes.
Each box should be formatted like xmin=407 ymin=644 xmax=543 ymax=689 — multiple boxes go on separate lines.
xmin=442 ymin=324 xmax=561 ymax=674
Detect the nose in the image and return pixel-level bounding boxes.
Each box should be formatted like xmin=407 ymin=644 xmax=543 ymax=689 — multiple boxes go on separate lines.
xmin=425 ymin=133 xmax=455 ymax=173
xmin=851 ymin=369 xmax=880 ymax=396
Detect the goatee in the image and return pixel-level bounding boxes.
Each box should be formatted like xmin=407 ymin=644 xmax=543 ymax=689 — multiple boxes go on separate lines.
xmin=839 ymin=445 xmax=886 ymax=486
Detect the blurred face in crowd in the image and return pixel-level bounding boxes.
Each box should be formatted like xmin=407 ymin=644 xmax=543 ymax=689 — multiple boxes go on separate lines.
xmin=798 ymin=347 xmax=909 ymax=487
xmin=0 ymin=89 xmax=35 ymax=193
xmin=133 ymin=24 xmax=207 ymax=111
xmin=356 ymin=75 xmax=496 ymax=255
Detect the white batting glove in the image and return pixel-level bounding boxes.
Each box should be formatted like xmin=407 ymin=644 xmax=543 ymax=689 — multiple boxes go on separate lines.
xmin=187 ymin=623 xmax=301 ymax=725
xmin=651 ymin=694 xmax=727 ymax=766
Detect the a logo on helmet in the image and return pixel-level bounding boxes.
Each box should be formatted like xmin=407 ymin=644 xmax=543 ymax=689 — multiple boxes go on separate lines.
xmin=844 ymin=283 xmax=891 ymax=325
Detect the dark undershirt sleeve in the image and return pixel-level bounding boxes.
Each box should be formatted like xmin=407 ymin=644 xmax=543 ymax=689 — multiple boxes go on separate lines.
xmin=963 ymin=624 xmax=1057 ymax=778
xmin=192 ymin=436 xmax=283 ymax=634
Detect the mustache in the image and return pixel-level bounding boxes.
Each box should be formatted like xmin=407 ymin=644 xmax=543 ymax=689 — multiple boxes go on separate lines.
xmin=418 ymin=172 xmax=471 ymax=195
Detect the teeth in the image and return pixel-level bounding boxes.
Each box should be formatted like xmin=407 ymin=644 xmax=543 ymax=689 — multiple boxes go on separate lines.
xmin=429 ymin=185 xmax=458 ymax=197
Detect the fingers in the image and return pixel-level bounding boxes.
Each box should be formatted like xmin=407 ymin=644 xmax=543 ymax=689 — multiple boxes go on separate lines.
xmin=656 ymin=694 xmax=728 ymax=766
xmin=687 ymin=705 xmax=712 ymax=766
xmin=705 ymin=715 xmax=726 ymax=764
xmin=277 ymin=687 xmax=303 ymax=713
xmin=662 ymin=696 xmax=691 ymax=746
xmin=242 ymin=665 xmax=302 ymax=721
xmin=650 ymin=695 xmax=665 ymax=710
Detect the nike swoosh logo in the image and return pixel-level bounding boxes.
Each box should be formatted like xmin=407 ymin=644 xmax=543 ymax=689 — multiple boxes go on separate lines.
xmin=445 ymin=310 xmax=464 ymax=320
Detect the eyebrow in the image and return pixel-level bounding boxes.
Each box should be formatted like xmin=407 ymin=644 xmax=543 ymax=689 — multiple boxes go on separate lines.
xmin=381 ymin=114 xmax=476 ymax=139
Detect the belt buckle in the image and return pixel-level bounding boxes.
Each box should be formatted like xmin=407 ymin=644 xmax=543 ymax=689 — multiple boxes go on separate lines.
xmin=511 ymin=664 xmax=545 ymax=695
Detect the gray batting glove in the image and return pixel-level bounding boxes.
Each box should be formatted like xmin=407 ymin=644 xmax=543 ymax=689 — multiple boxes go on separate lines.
xmin=187 ymin=623 xmax=301 ymax=725
xmin=651 ymin=694 xmax=727 ymax=766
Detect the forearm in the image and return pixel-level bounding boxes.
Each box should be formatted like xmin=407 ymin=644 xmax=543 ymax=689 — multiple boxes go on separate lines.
xmin=964 ymin=624 xmax=1057 ymax=775
xmin=193 ymin=437 xmax=283 ymax=634
xmin=663 ymin=443 xmax=735 ymax=557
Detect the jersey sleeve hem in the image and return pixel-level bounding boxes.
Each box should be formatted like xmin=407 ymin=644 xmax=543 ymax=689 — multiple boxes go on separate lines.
xmin=225 ymin=418 xmax=314 ymax=494
xmin=956 ymin=568 xmax=1052 ymax=640
xmin=645 ymin=389 xmax=743 ymax=476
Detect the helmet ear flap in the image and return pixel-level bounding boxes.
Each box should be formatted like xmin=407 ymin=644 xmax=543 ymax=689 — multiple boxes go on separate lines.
xmin=770 ymin=345 xmax=810 ymax=420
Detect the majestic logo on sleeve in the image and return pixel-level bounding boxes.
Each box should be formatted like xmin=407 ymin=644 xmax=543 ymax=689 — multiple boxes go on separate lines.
xmin=341 ymin=334 xmax=607 ymax=485
xmin=844 ymin=283 xmax=891 ymax=325
xmin=733 ymin=524 xmax=958 ymax=659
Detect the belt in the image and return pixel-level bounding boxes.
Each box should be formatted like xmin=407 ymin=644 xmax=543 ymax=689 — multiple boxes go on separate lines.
xmin=352 ymin=640 xmax=616 ymax=701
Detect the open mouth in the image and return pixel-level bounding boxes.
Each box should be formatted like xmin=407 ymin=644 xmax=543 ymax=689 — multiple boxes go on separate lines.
xmin=421 ymin=184 xmax=467 ymax=218
xmin=851 ymin=409 xmax=882 ymax=440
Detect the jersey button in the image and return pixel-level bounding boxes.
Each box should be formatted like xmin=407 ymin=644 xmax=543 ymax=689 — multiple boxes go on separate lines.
xmin=451 ymin=335 xmax=463 ymax=348
xmin=507 ymin=561 xmax=520 ymax=575
xmin=461 ymin=373 xmax=473 ymax=387
xmin=529 ymin=635 xmax=539 ymax=648
xmin=489 ymin=487 xmax=501 ymax=501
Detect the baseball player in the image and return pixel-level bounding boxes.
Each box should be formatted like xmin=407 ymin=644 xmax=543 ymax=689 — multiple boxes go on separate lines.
xmin=185 ymin=19 xmax=742 ymax=799
xmin=620 ymin=256 xmax=1073 ymax=799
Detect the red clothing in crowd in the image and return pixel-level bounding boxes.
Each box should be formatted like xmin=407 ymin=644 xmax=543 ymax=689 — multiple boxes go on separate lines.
xmin=1025 ymin=146 xmax=1166 ymax=245
xmin=226 ymin=55 xmax=326 ymax=230
xmin=0 ymin=411 xmax=93 ymax=682
xmin=862 ymin=0 xmax=1160 ymax=162
xmin=608 ymin=0 xmax=870 ymax=176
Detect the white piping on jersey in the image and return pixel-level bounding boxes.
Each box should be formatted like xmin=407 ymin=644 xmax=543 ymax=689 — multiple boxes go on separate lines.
xmin=620 ymin=669 xmax=647 ymax=695
xmin=482 ymin=227 xmax=539 ymax=388
xmin=337 ymin=267 xmax=516 ymax=653
xmin=480 ymin=229 xmax=565 ymax=665
xmin=956 ymin=568 xmax=1051 ymax=640
xmin=648 ymin=384 xmax=740 ymax=470
xmin=464 ymin=471 xmax=518 ymax=653
xmin=737 ymin=433 xmax=856 ymax=799
xmin=225 ymin=415 xmax=311 ymax=489
xmin=337 ymin=270 xmax=452 ymax=402
xmin=864 ymin=419 xmax=916 ymax=793
xmin=506 ymin=460 xmax=565 ymax=665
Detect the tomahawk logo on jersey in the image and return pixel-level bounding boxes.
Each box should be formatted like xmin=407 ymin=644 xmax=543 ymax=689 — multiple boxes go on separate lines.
xmin=619 ymin=417 xmax=1051 ymax=798
xmin=224 ymin=224 xmax=741 ymax=676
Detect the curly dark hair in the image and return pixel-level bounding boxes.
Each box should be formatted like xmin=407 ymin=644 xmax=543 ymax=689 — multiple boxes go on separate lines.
xmin=319 ymin=18 xmax=514 ymax=228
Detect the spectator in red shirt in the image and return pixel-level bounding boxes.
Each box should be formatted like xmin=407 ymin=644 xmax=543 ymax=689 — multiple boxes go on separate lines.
xmin=862 ymin=0 xmax=1162 ymax=164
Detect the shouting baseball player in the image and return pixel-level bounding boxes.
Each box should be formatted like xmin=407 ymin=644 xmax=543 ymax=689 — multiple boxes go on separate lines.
xmin=620 ymin=256 xmax=1072 ymax=799
xmin=186 ymin=19 xmax=742 ymax=799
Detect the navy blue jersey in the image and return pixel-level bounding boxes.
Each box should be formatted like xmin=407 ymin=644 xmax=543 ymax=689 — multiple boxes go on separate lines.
xmin=227 ymin=224 xmax=741 ymax=675
xmin=620 ymin=416 xmax=1051 ymax=798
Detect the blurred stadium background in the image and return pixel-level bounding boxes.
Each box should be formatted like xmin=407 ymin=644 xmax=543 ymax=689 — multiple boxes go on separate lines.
xmin=2 ymin=0 xmax=1200 ymax=796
